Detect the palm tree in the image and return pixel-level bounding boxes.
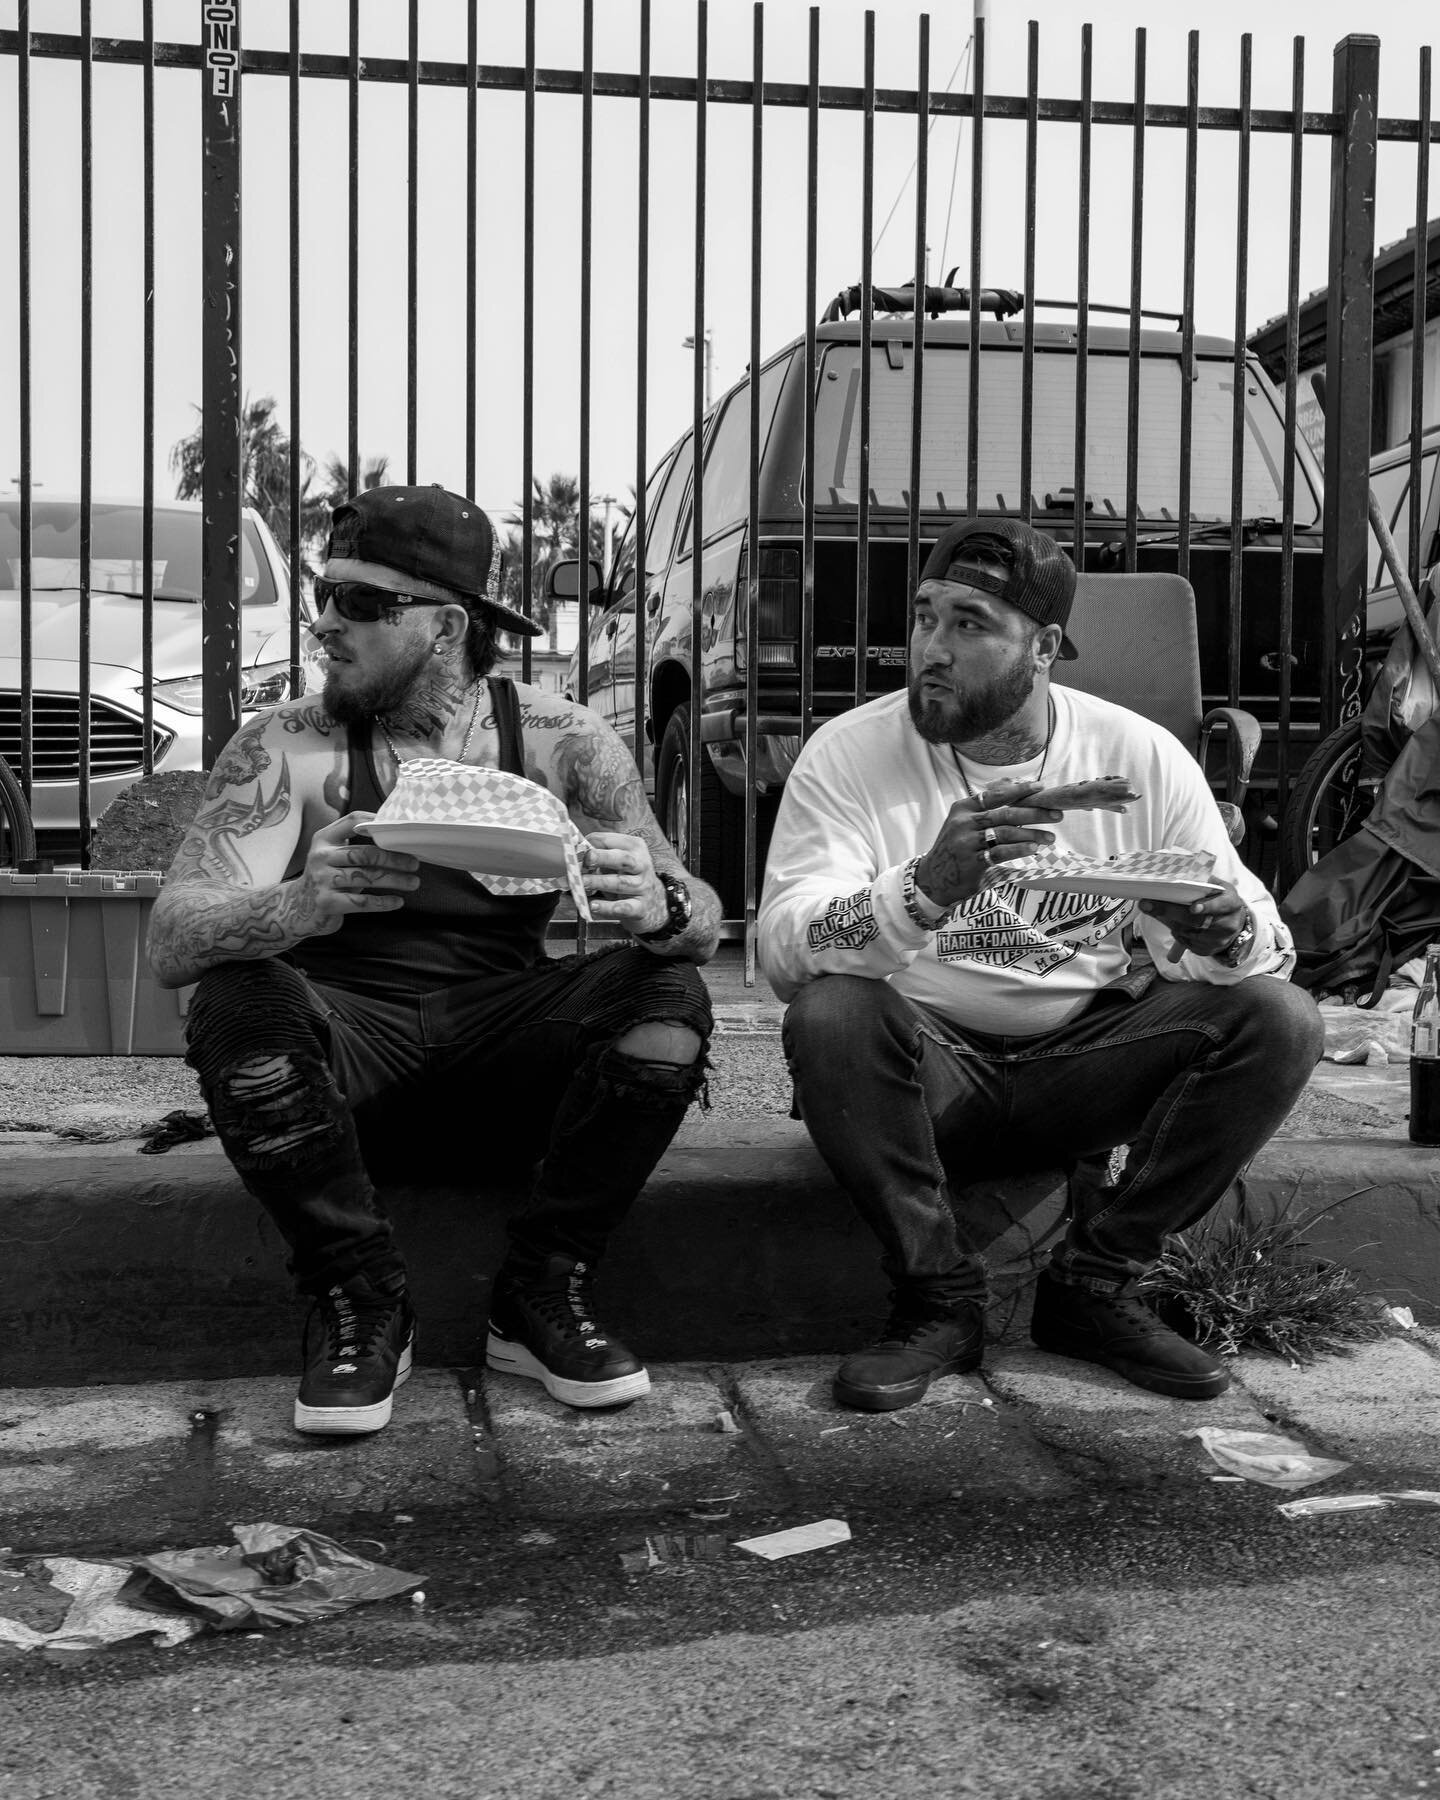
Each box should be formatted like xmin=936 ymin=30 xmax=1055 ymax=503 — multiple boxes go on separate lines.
xmin=313 ymin=452 xmax=392 ymax=513
xmin=169 ymin=394 xmax=331 ymax=568
xmin=499 ymin=473 xmax=633 ymax=628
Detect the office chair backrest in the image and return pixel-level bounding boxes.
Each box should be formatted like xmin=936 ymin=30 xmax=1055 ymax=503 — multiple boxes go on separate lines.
xmin=1053 ymin=571 xmax=1203 ymax=752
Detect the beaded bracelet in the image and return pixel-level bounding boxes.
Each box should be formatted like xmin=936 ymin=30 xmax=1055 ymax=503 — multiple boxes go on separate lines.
xmin=901 ymin=857 xmax=951 ymax=931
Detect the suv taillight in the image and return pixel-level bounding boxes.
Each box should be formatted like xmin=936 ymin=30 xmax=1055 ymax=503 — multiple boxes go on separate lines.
xmin=737 ymin=547 xmax=800 ymax=670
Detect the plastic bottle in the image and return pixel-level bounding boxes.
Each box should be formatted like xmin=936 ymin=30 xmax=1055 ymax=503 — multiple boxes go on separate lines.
xmin=1411 ymin=944 xmax=1440 ymax=1147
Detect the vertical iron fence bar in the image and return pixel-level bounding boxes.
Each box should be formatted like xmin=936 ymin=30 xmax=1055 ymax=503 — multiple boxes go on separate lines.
xmin=78 ymin=0 xmax=93 ymax=858
xmin=16 ymin=7 xmax=32 ymax=803
xmin=200 ymin=0 xmax=243 ymax=772
xmin=1408 ymin=50 xmax=1431 ymax=594
xmin=577 ymin=0 xmax=593 ymax=706
xmin=800 ymin=6 xmax=818 ymax=746
xmin=1227 ymin=36 xmax=1252 ymax=712
xmin=1124 ymin=29 xmax=1146 ymax=571
xmin=743 ymin=1 xmax=763 ymax=973
xmin=1073 ymin=25 xmax=1092 ymax=571
xmin=855 ymin=10 xmax=874 ymax=710
xmin=521 ymin=0 xmax=536 ymax=679
xmin=348 ymin=0 xmax=359 ymax=493
xmin=965 ymin=11 xmax=984 ymax=519
xmin=406 ymin=0 xmax=418 ymax=483
xmin=905 ymin=16 xmax=928 ymax=607
xmin=141 ymin=0 xmax=156 ymax=767
xmin=688 ymin=0 xmax=707 ymax=876
xmin=574 ymin=0 xmax=593 ymax=955
xmin=1278 ymin=36 xmax=1305 ymax=810
xmin=1179 ymin=31 xmax=1199 ymax=584
xmin=1320 ymin=34 xmax=1379 ymax=738
xmin=632 ymin=0 xmax=650 ymax=783
xmin=287 ymin=0 xmax=301 ymax=696
xmin=1020 ymin=21 xmax=1038 ymax=529
xmin=465 ymin=0 xmax=477 ymax=498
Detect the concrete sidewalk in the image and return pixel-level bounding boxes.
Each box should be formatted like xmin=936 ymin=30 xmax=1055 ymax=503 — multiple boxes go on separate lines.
xmin=3 ymin=1336 xmax=1440 ymax=1552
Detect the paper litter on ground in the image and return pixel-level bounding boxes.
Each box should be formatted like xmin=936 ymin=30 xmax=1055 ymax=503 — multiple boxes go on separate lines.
xmin=733 ymin=1519 xmax=851 ymax=1560
xmin=1186 ymin=1426 xmax=1349 ymax=1490
xmin=1280 ymin=1490 xmax=1440 ymax=1518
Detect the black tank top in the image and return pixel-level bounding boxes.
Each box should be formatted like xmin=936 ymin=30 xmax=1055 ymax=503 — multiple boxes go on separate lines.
xmin=288 ymin=676 xmax=560 ymax=997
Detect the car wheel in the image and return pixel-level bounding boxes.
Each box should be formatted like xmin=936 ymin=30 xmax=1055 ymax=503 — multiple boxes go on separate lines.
xmin=1277 ymin=717 xmax=1382 ymax=893
xmin=655 ymin=704 xmax=777 ymax=918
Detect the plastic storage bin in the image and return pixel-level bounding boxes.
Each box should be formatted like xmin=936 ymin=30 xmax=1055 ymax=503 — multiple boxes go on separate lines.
xmin=0 ymin=871 xmax=192 ymax=1054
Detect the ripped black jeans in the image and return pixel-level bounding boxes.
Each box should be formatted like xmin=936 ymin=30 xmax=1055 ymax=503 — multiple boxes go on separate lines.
xmin=185 ymin=945 xmax=713 ymax=1296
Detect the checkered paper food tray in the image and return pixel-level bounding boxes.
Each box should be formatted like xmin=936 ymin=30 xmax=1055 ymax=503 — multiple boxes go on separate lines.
xmin=370 ymin=759 xmax=592 ymax=918
xmin=1004 ymin=846 xmax=1221 ymax=899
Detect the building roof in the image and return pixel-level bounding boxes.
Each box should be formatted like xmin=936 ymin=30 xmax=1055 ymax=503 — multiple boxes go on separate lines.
xmin=1247 ymin=217 xmax=1440 ymax=379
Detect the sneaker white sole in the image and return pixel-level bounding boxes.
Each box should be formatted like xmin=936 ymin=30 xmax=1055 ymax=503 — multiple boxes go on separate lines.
xmin=484 ymin=1331 xmax=651 ymax=1408
xmin=293 ymin=1339 xmax=414 ymax=1435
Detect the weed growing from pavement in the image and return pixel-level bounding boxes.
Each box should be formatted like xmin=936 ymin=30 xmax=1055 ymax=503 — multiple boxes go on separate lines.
xmin=1142 ymin=1180 xmax=1391 ymax=1364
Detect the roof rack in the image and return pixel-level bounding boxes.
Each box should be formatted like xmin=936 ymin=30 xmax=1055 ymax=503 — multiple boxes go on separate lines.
xmin=820 ymin=281 xmax=1185 ymax=331
xmin=821 ymin=281 xmax=1023 ymax=323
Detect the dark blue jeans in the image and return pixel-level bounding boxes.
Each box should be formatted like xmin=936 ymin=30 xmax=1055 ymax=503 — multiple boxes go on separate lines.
xmin=783 ymin=971 xmax=1324 ymax=1304
xmin=186 ymin=946 xmax=713 ymax=1296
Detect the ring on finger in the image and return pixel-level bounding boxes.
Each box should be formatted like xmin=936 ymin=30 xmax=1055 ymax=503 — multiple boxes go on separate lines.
xmin=982 ymin=826 xmax=999 ymax=850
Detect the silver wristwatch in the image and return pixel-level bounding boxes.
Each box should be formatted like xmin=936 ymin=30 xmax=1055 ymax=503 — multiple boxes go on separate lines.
xmin=1212 ymin=910 xmax=1256 ymax=968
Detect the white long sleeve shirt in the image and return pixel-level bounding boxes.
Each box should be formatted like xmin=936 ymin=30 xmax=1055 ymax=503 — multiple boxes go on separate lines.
xmin=757 ymin=684 xmax=1295 ymax=1037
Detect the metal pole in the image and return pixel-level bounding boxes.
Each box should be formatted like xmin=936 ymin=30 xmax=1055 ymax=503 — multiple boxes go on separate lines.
xmin=1319 ymin=34 xmax=1379 ymax=738
xmin=200 ymin=0 xmax=244 ymax=767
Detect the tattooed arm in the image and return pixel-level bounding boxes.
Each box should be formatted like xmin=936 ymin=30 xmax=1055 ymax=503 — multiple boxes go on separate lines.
xmin=540 ymin=700 xmax=722 ymax=962
xmin=145 ymin=707 xmax=420 ymax=988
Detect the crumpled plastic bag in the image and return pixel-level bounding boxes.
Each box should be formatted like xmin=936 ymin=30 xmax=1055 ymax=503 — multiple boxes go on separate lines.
xmin=1319 ymin=996 xmax=1417 ymax=1064
xmin=1186 ymin=1426 xmax=1350 ymax=1490
xmin=126 ymin=1523 xmax=424 ymax=1630
xmin=0 ymin=1559 xmax=203 ymax=1656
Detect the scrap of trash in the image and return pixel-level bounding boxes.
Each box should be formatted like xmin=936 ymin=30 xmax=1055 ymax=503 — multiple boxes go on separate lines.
xmin=734 ymin=1519 xmax=851 ymax=1560
xmin=619 ymin=1517 xmax=853 ymax=1573
xmin=0 ymin=1524 xmax=423 ymax=1657
xmin=1279 ymin=1491 xmax=1440 ymax=1519
xmin=1185 ymin=1426 xmax=1350 ymax=1490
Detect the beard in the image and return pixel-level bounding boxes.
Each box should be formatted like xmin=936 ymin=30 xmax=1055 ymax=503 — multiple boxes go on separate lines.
xmin=323 ymin=641 xmax=434 ymax=726
xmin=907 ymin=649 xmax=1038 ymax=746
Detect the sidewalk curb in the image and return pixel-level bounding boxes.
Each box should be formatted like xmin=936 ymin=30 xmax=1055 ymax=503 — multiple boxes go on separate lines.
xmin=1 ymin=1111 xmax=1436 ymax=1387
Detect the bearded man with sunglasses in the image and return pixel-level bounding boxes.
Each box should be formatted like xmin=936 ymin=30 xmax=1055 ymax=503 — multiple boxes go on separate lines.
xmin=148 ymin=483 xmax=720 ymax=1436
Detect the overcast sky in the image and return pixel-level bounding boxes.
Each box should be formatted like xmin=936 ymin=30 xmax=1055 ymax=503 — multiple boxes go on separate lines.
xmin=1 ymin=0 xmax=1436 ymax=525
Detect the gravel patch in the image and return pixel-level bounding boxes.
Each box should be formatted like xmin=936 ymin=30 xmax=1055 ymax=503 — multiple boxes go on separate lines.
xmin=0 ymin=1034 xmax=1398 ymax=1140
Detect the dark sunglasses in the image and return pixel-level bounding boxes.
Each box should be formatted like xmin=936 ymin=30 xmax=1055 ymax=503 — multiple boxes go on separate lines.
xmin=313 ymin=578 xmax=448 ymax=623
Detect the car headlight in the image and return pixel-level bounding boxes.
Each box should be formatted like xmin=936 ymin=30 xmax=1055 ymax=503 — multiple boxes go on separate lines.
xmin=148 ymin=661 xmax=294 ymax=716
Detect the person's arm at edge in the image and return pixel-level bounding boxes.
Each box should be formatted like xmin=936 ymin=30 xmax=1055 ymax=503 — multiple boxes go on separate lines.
xmin=145 ymin=705 xmax=418 ymax=988
xmin=557 ymin=705 xmax=722 ymax=963
xmin=1135 ymin=749 xmax=1296 ymax=984
xmin=756 ymin=732 xmax=940 ymax=1002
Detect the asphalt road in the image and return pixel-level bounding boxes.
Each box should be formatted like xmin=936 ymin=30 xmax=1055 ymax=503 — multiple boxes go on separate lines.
xmin=3 ymin=1477 xmax=1438 ymax=1799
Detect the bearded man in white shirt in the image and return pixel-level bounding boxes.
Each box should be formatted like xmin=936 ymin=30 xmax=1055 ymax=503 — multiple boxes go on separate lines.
xmin=758 ymin=517 xmax=1323 ymax=1413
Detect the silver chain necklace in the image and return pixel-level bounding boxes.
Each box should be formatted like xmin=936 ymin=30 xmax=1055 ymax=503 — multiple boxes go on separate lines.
xmin=949 ymin=693 xmax=1055 ymax=799
xmin=377 ymin=679 xmax=485 ymax=767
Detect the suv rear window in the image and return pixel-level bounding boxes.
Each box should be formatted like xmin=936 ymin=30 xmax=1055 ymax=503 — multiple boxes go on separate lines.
xmin=814 ymin=344 xmax=1319 ymax=528
xmin=0 ymin=501 xmax=277 ymax=605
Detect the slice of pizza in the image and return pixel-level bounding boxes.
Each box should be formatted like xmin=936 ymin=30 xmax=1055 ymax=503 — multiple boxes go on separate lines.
xmin=1025 ymin=775 xmax=1141 ymax=812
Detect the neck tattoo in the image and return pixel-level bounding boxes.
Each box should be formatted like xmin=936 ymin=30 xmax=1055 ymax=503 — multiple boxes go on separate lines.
xmin=949 ymin=694 xmax=1055 ymax=799
xmin=378 ymin=679 xmax=484 ymax=767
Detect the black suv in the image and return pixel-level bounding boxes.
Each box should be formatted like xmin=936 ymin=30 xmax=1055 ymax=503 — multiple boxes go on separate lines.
xmin=564 ymin=289 xmax=1328 ymax=911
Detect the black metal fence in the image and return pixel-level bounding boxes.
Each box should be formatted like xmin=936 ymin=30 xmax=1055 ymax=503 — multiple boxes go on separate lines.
xmin=2 ymin=4 xmax=1438 ymax=959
